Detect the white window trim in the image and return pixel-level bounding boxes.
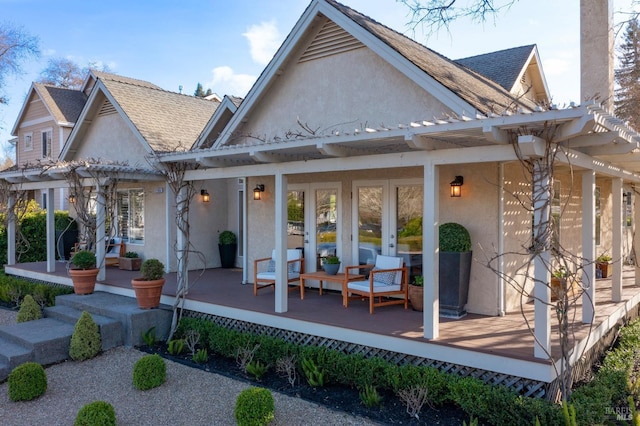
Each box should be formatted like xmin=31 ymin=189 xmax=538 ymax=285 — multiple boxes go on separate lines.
xmin=41 ymin=128 xmax=53 ymax=158
xmin=23 ymin=132 xmax=33 ymax=151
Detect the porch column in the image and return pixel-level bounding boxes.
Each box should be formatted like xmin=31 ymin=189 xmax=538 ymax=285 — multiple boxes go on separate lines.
xmin=423 ymin=162 xmax=439 ymax=339
xmin=532 ymin=160 xmax=551 ymax=359
xmin=582 ymin=170 xmax=596 ymax=323
xmin=96 ymin=187 xmax=106 ymax=281
xmin=612 ymin=178 xmax=623 ymax=302
xmin=274 ymin=172 xmax=288 ymax=313
xmin=176 ymin=185 xmax=188 ymax=297
xmin=46 ymin=188 xmax=55 ymax=272
xmin=7 ymin=193 xmax=15 ymax=266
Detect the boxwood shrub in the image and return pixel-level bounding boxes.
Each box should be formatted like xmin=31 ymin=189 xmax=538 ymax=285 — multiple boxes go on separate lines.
xmin=8 ymin=362 xmax=47 ymax=401
xmin=74 ymin=400 xmax=116 ymax=426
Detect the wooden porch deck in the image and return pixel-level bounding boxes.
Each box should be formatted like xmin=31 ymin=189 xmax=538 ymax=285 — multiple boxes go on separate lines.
xmin=6 ymin=261 xmax=640 ymax=381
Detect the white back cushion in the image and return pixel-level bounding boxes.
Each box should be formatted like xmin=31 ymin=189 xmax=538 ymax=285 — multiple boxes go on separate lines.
xmin=270 ymin=249 xmax=303 ymax=273
xmin=374 ymin=255 xmax=403 ymax=284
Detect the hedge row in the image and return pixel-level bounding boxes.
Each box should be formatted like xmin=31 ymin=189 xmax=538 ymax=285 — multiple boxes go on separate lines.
xmin=0 ymin=272 xmax=73 ymax=307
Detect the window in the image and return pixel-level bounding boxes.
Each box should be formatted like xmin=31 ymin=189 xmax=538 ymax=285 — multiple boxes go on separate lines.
xmin=41 ymin=129 xmax=52 ymax=158
xmin=24 ymin=133 xmax=33 ymax=151
xmin=41 ymin=192 xmax=47 ymax=210
xmin=117 ymin=189 xmax=144 ymax=244
xmin=551 ymin=180 xmax=561 ymax=252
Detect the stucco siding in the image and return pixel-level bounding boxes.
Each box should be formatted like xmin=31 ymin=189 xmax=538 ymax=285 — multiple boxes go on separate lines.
xmin=74 ymin=113 xmax=149 ymax=162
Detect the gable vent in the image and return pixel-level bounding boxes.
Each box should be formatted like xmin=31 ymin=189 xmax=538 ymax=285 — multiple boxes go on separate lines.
xmin=299 ymin=21 xmax=364 ymax=63
xmin=98 ymin=99 xmax=117 ymax=117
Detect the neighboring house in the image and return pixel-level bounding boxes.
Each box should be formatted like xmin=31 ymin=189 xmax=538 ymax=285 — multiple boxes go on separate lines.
xmin=2 ymin=0 xmax=639 ymax=396
xmin=10 ymin=82 xmax=87 ymax=209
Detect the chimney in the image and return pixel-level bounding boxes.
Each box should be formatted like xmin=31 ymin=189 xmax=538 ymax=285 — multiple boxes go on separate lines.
xmin=580 ymin=0 xmax=614 ymax=111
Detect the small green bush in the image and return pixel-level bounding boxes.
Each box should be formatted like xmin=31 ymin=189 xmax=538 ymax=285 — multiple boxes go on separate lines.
xmin=8 ymin=362 xmax=47 ymax=401
xmin=74 ymin=400 xmax=116 ymax=426
xmin=234 ymin=387 xmax=275 ymax=426
xmin=133 ymin=354 xmax=166 ymax=390
xmin=71 ymin=250 xmax=97 ymax=270
xmin=192 ymin=348 xmax=209 ymax=363
xmin=167 ymin=338 xmax=185 ymax=355
xmin=140 ymin=258 xmax=165 ymax=280
xmin=16 ymin=294 xmax=42 ymax=323
xmin=359 ymin=384 xmax=383 ymax=408
xmin=69 ymin=311 xmax=102 ymax=361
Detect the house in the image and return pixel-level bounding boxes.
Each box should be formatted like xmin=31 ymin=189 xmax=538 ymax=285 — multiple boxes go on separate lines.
xmin=2 ymin=0 xmax=639 ymax=398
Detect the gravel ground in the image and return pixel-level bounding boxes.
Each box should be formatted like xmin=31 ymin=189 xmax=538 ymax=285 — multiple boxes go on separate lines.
xmin=0 ymin=308 xmax=378 ymax=426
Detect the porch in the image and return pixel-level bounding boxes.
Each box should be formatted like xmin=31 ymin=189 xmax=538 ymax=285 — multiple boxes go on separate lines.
xmin=6 ymin=261 xmax=640 ymax=397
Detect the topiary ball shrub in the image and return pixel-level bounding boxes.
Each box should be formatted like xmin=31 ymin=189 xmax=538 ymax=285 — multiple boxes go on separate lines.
xmin=69 ymin=311 xmax=102 ymax=361
xmin=16 ymin=294 xmax=42 ymax=323
xmin=8 ymin=362 xmax=47 ymax=401
xmin=439 ymin=222 xmax=472 ymax=252
xmin=234 ymin=387 xmax=275 ymax=426
xmin=133 ymin=354 xmax=166 ymax=390
xmin=74 ymin=400 xmax=116 ymax=426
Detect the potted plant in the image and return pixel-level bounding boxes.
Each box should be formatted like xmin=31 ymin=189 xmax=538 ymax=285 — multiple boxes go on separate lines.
xmin=408 ymin=275 xmax=424 ymax=311
xmin=321 ymin=255 xmax=341 ymax=275
xmin=218 ymin=230 xmax=237 ymax=268
xmin=69 ymin=250 xmax=98 ymax=295
xmin=119 ymin=251 xmax=142 ymax=271
xmin=439 ymin=222 xmax=472 ymax=318
xmin=551 ymin=267 xmax=570 ymax=300
xmin=596 ymin=254 xmax=612 ymax=278
xmin=131 ymin=259 xmax=166 ymax=309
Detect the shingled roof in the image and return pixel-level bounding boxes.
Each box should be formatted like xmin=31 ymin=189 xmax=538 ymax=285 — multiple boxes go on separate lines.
xmin=456 ymin=45 xmax=536 ymax=93
xmin=34 ymin=83 xmax=87 ymax=124
xmin=97 ymin=76 xmax=220 ymax=153
xmin=326 ymin=0 xmax=537 ymax=114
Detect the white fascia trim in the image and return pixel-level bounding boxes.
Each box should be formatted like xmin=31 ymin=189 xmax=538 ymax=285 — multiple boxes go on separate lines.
xmin=558 ymin=148 xmax=640 ymax=182
xmin=10 ymin=84 xmax=37 ymax=136
xmin=530 ymin=47 xmax=551 ymax=100
xmin=19 ymin=116 xmax=53 ymax=129
xmin=193 ymin=96 xmax=238 ymax=149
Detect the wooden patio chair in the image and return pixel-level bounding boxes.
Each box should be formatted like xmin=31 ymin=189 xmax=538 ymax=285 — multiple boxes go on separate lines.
xmin=105 ymin=237 xmax=125 ymax=267
xmin=344 ymin=254 xmax=408 ymax=314
xmin=254 ymin=249 xmax=304 ymax=296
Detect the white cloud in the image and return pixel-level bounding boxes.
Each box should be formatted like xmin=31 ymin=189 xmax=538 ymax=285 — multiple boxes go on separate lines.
xmin=207 ymin=66 xmax=256 ymax=97
xmin=242 ymin=20 xmax=281 ymax=65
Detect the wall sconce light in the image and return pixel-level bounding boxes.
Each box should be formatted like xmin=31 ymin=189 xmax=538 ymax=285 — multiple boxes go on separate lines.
xmin=68 ymin=194 xmax=76 ymax=204
xmin=253 ymin=184 xmax=265 ymax=200
xmin=200 ymin=189 xmax=210 ymax=203
xmin=450 ymin=175 xmax=464 ymax=197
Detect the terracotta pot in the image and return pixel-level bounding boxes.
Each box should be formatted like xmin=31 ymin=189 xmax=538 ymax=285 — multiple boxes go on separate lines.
xmin=408 ymin=284 xmax=424 ymax=312
xmin=131 ymin=278 xmax=166 ymax=309
xmin=69 ymin=268 xmax=99 ymax=295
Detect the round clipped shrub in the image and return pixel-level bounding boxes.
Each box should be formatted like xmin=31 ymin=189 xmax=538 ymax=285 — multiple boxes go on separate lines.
xmin=74 ymin=400 xmax=116 ymax=426
xmin=69 ymin=311 xmax=102 ymax=361
xmin=133 ymin=354 xmax=166 ymax=390
xmin=234 ymin=387 xmax=275 ymax=426
xmin=16 ymin=294 xmax=42 ymax=323
xmin=8 ymin=362 xmax=47 ymax=401
xmin=439 ymin=222 xmax=472 ymax=252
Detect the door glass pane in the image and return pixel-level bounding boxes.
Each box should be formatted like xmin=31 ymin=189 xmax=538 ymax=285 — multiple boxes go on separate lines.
xmin=358 ymin=187 xmax=382 ymax=264
xmin=397 ymin=185 xmax=422 ymax=282
xmin=316 ymin=189 xmax=337 ymax=269
xmin=287 ymin=190 xmax=304 ymax=249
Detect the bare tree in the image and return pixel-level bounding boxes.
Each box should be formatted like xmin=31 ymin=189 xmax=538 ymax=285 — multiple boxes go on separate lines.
xmin=37 ymin=58 xmax=85 ymax=89
xmin=0 ymin=22 xmax=40 ymax=104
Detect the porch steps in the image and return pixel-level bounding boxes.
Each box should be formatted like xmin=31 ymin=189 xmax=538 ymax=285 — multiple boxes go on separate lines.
xmin=0 ymin=292 xmax=172 ymax=382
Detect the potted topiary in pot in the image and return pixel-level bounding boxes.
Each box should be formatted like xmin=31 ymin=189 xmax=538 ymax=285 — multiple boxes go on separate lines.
xmin=408 ymin=275 xmax=424 ymax=311
xmin=439 ymin=222 xmax=472 ymax=318
xmin=596 ymin=254 xmax=612 ymax=278
xmin=321 ymin=255 xmax=341 ymax=275
xmin=218 ymin=230 xmax=237 ymax=268
xmin=131 ymin=259 xmax=166 ymax=309
xmin=119 ymin=251 xmax=142 ymax=271
xmin=69 ymin=250 xmax=98 ymax=295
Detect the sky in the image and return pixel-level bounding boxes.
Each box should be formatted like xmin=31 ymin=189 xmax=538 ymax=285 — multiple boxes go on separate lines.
xmin=0 ymin=0 xmax=637 ymax=155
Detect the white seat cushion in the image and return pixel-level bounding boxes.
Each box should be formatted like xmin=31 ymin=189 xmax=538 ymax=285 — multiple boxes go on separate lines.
xmin=256 ymin=272 xmax=300 ymax=281
xmin=348 ymin=280 xmax=402 ymax=293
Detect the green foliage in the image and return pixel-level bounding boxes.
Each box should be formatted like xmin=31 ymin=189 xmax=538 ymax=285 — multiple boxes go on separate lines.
xmin=321 ymin=254 xmax=340 ymax=264
xmin=16 ymin=294 xmax=42 ymax=322
xmin=133 ymin=354 xmax=166 ymax=390
xmin=439 ymin=222 xmax=471 ymax=252
xmin=246 ymin=360 xmax=269 ymax=380
xmin=69 ymin=311 xmax=102 ymax=361
xmin=142 ymin=327 xmax=157 ymax=346
xmin=413 ymin=275 xmax=424 ymax=286
xmin=8 ymin=362 xmax=47 ymax=401
xmin=55 ymin=212 xmax=78 ymax=231
xmin=219 ymin=230 xmax=237 ymax=245
xmin=562 ymin=401 xmax=577 ymax=426
xmin=0 ymin=272 xmax=73 ymax=306
xmin=596 ymin=254 xmax=612 ymax=263
xmin=167 ymin=338 xmax=185 ymax=355
xmin=71 ymin=250 xmax=96 ymax=270
xmin=359 ymin=384 xmax=383 ymax=408
xmin=192 ymin=348 xmax=209 ymax=363
xmin=124 ymin=251 xmax=139 ymax=258
xmin=74 ymin=400 xmax=116 ymax=426
xmin=301 ymin=357 xmax=324 ymax=387
xmin=234 ymin=387 xmax=275 ymax=426
xmin=140 ymin=258 xmax=165 ymax=280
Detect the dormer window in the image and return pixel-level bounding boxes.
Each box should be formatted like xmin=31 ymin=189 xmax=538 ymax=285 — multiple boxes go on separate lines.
xmin=41 ymin=129 xmax=52 ymax=158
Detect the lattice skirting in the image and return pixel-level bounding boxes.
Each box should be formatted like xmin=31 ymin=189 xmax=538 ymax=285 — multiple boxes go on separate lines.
xmin=184 ymin=310 xmax=550 ymax=399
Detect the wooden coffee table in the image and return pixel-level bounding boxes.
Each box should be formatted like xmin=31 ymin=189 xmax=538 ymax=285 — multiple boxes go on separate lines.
xmin=299 ymin=270 xmax=364 ymax=304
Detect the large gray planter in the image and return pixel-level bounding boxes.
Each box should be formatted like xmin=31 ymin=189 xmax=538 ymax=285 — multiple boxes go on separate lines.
xmin=439 ymin=251 xmax=472 ymax=318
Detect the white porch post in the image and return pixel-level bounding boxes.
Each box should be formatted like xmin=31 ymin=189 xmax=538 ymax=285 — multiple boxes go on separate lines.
xmin=532 ymin=160 xmax=551 ymax=359
xmin=7 ymin=193 xmax=15 ymax=266
xmin=96 ymin=187 xmax=106 ymax=281
xmin=582 ymin=170 xmax=596 ymax=323
xmin=274 ymin=172 xmax=288 ymax=313
xmin=176 ymin=185 xmax=188 ymax=295
xmin=423 ymin=162 xmax=439 ymax=339
xmin=46 ymin=188 xmax=55 ymax=272
xmin=612 ymin=178 xmax=623 ymax=302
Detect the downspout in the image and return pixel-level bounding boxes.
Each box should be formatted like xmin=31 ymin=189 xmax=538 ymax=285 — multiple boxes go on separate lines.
xmin=498 ymin=163 xmax=505 ymax=316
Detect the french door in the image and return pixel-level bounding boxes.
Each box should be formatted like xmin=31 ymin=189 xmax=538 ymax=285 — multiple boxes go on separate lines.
xmin=352 ymin=179 xmax=423 ymax=280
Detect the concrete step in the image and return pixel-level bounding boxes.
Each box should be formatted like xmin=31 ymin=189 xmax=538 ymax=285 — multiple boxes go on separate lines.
xmin=0 ymin=336 xmax=34 ymax=380
xmin=44 ymin=305 xmax=124 ymax=350
xmin=0 ymin=318 xmax=75 ymax=367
